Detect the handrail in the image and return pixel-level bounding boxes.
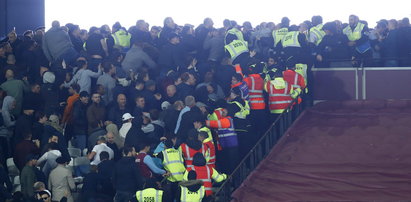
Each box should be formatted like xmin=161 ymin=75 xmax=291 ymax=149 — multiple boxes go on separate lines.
xmin=212 ymin=91 xmax=307 ymax=202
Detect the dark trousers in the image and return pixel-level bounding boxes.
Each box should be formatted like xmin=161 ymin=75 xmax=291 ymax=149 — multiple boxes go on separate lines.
xmin=218 ymin=146 xmax=240 ymax=174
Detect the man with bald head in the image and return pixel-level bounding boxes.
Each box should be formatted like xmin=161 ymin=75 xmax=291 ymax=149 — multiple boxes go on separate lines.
xmin=0 ymin=69 xmax=29 ymax=115
xmin=107 ymin=93 xmax=132 ymax=128
xmin=105 ymin=132 xmax=121 ymax=160
xmin=165 ymin=84 xmax=179 ymax=103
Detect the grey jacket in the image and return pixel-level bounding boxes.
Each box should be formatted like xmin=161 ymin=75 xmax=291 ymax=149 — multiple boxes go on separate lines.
xmin=121 ymin=45 xmax=156 ymax=73
xmin=42 ymin=27 xmax=74 ymax=62
xmin=48 ymin=165 xmax=75 ymax=202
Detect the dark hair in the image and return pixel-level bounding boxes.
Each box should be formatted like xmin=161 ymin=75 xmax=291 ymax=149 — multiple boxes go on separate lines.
xmin=102 ymin=61 xmax=113 ymax=73
xmin=76 ymin=59 xmax=87 ymax=69
xmin=180 ymin=72 xmax=191 ymax=83
xmin=164 ymin=139 xmax=174 ymax=148
xmin=233 ymin=73 xmax=243 ymax=82
xmin=149 ymin=109 xmax=160 ymax=121
xmin=79 ymin=91 xmax=89 ymax=98
xmin=187 ymin=170 xmax=197 ymax=180
xmin=122 ymin=146 xmax=134 ymax=156
xmin=198 ymin=131 xmax=209 ymax=139
xmin=22 ymin=130 xmax=32 ymax=139
xmin=99 ymin=151 xmax=110 ymax=160
xmin=34 ymin=111 xmax=46 ymax=121
xmin=70 ymin=83 xmax=80 ymax=93
xmin=47 ymin=142 xmax=59 ymax=151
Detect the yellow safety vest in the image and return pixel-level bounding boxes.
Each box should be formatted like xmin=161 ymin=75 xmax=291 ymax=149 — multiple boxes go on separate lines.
xmin=343 ymin=22 xmax=365 ymax=41
xmin=272 ymin=28 xmax=288 ymax=47
xmin=136 ymin=188 xmax=163 ymax=202
xmin=199 ymin=126 xmax=213 ymax=143
xmin=228 ymin=101 xmax=250 ymax=119
xmin=162 ymin=148 xmax=186 ymax=182
xmin=282 ymin=31 xmax=301 ymax=48
xmin=309 ymin=24 xmax=325 ymax=46
xmin=224 ymin=40 xmax=249 ymax=61
xmin=225 ymin=28 xmax=244 ymax=44
xmin=180 ymin=186 xmax=205 ymax=202
xmin=295 ymin=63 xmax=308 ymax=93
xmin=207 ymin=108 xmax=224 ymax=121
xmin=112 ymin=29 xmax=131 ymax=49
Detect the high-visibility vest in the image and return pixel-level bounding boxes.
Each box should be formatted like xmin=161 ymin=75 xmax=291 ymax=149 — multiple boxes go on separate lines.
xmin=244 ymin=74 xmax=266 ymax=110
xmin=282 ymin=31 xmax=301 ymax=48
xmin=272 ymin=28 xmax=288 ymax=47
xmin=180 ymin=185 xmax=205 ymax=202
xmin=228 ymin=101 xmax=250 ymax=119
xmin=283 ymin=69 xmax=306 ymax=104
xmin=225 ymin=28 xmax=244 ymax=44
xmin=231 ymin=81 xmax=250 ymax=101
xmin=185 ymin=166 xmax=226 ymax=196
xmin=265 ymin=78 xmax=293 ymax=114
xmin=199 ymin=126 xmax=213 ymax=143
xmin=136 ymin=188 xmax=163 ymax=202
xmin=203 ymin=140 xmax=215 ymax=168
xmin=162 ymin=148 xmax=186 ymax=182
xmin=207 ymin=108 xmax=225 ymax=121
xmin=343 ymin=22 xmax=365 ymax=41
xmin=180 ymin=143 xmax=207 ymax=168
xmin=112 ymin=29 xmax=131 ymax=49
xmin=309 ymin=24 xmax=325 ymax=46
xmin=224 ymin=40 xmax=249 ymax=61
xmin=234 ymin=64 xmax=244 ymax=77
xmin=283 ymin=70 xmax=306 ymax=91
xmin=206 ymin=117 xmax=238 ymax=148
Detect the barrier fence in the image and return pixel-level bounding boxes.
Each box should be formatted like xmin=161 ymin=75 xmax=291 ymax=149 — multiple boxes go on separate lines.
xmin=213 ymin=93 xmax=306 ymax=202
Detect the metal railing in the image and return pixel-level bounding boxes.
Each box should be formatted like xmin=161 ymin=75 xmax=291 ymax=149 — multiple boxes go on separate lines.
xmin=212 ymin=93 xmax=307 ymax=202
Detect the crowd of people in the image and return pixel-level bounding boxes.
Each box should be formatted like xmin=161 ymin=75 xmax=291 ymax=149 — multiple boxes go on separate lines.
xmin=0 ymin=14 xmax=410 ymax=202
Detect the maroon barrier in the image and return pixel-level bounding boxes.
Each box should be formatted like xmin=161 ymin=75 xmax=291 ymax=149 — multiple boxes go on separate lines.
xmin=231 ymin=100 xmax=411 ymax=201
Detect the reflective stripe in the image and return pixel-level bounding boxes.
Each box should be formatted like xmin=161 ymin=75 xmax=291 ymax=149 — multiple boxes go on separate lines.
xmin=218 ymin=133 xmax=237 ymax=138
xmin=205 ymin=187 xmax=213 ymax=190
xmin=139 ymin=191 xmax=143 ymax=202
xmin=185 ymin=145 xmax=191 ymax=160
xmin=171 ymin=171 xmax=184 ymax=175
xmin=249 ymin=95 xmax=263 ymax=98
xmin=217 ymin=120 xmax=222 ymax=128
xmin=249 ymin=90 xmax=263 ymax=93
xmin=250 ymin=76 xmax=256 ymax=91
xmin=182 ymin=187 xmax=187 ymax=201
xmin=155 ymin=190 xmax=159 ymax=202
xmin=250 ymin=100 xmax=265 ymax=103
xmin=164 ymin=160 xmax=184 ymax=165
xmin=270 ymin=100 xmax=292 ymax=104
xmin=200 ymin=187 xmax=204 ymax=198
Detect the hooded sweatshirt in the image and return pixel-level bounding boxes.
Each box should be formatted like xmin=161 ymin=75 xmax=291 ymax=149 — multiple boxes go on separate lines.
xmin=1 ymin=96 xmax=16 ymax=127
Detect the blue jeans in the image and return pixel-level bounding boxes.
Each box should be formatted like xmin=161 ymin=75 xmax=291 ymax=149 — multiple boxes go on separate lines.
xmin=73 ymin=135 xmax=86 ymax=151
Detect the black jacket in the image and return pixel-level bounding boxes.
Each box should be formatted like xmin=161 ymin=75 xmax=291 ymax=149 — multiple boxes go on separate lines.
xmin=72 ymin=100 xmax=88 ymax=135
xmin=112 ymin=157 xmax=143 ymax=193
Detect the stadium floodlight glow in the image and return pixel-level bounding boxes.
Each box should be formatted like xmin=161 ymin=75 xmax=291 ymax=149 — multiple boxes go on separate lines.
xmin=45 ymin=0 xmax=411 ymax=30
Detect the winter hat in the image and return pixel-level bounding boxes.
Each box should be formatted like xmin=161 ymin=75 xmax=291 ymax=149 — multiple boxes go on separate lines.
xmin=42 ymin=71 xmax=55 ymax=84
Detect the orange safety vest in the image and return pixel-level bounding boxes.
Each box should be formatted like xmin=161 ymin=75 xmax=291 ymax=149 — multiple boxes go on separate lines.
xmin=244 ymin=74 xmax=266 ymax=110
xmin=187 ymin=166 xmax=214 ymax=196
xmin=234 ymin=64 xmax=244 ymax=77
xmin=180 ymin=143 xmax=207 ymax=168
xmin=283 ymin=70 xmax=306 ymax=104
xmin=266 ymin=79 xmax=293 ymax=114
